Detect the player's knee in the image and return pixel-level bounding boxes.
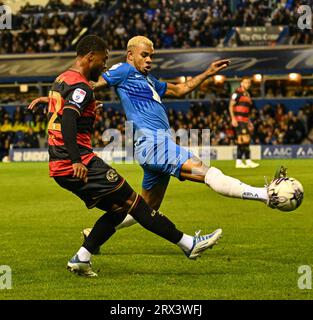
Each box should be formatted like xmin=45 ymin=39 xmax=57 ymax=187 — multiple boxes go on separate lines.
xmin=204 ymin=166 xmax=223 ymax=186
xmin=189 ymin=156 xmax=203 ymax=167
xmin=96 ymin=180 xmax=136 ymax=213
xmin=123 ymin=191 xmax=138 ymax=210
xmin=189 ymin=156 xmax=209 ymax=176
xmin=142 ymin=192 xmax=160 ymax=211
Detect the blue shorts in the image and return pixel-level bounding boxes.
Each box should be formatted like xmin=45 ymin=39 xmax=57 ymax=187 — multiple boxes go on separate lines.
xmin=134 ymin=135 xmax=193 ymax=190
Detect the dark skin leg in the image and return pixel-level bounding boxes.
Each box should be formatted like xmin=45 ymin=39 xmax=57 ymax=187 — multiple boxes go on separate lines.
xmin=141 ymin=178 xmax=170 ymax=211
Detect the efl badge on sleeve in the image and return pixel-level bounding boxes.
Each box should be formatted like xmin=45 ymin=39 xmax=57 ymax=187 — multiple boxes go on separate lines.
xmin=72 ymin=88 xmax=86 ymax=104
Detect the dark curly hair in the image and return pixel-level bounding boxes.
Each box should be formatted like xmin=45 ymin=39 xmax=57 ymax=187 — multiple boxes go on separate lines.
xmin=76 ymin=35 xmax=107 ymax=57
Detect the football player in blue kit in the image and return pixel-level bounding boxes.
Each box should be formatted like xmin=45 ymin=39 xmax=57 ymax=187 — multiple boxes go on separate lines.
xmin=90 ymin=36 xmax=279 ymax=230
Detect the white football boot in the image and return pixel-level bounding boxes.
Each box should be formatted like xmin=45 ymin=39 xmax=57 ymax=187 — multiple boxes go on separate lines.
xmin=67 ymin=254 xmax=98 ymax=277
xmin=236 ymin=159 xmax=248 ymax=168
xmin=184 ymin=228 xmax=223 ymax=260
xmin=246 ymin=159 xmax=260 ymax=168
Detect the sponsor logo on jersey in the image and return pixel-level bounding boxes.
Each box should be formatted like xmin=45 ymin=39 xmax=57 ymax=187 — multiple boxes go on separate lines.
xmin=72 ymin=88 xmax=86 ymax=104
xmin=106 ymin=169 xmax=119 ymax=182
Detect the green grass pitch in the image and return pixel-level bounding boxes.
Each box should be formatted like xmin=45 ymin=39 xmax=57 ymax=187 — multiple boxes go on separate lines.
xmin=0 ymin=159 xmax=313 ymax=300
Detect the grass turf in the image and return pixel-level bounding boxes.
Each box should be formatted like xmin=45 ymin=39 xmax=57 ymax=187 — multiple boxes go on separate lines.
xmin=0 ymin=159 xmax=312 ymax=300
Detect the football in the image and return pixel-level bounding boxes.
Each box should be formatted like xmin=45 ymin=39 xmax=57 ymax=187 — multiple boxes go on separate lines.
xmin=268 ymin=177 xmax=304 ymax=212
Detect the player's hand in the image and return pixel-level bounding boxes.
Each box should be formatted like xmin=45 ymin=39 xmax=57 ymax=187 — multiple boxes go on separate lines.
xmin=90 ymin=77 xmax=107 ymax=91
xmin=89 ymin=81 xmax=98 ymax=90
xmin=90 ymin=80 xmax=105 ymax=91
xmin=28 ymin=96 xmax=49 ymax=111
xmin=206 ymin=59 xmax=231 ymax=76
xmin=72 ymin=163 xmax=88 ymax=183
xmin=232 ymin=118 xmax=238 ymax=127
xmin=95 ymin=100 xmax=103 ymax=111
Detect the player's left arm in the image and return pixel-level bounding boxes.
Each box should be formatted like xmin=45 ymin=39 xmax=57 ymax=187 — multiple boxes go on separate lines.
xmin=90 ymin=75 xmax=108 ymax=91
xmin=61 ymin=84 xmax=94 ymax=183
xmin=28 ymin=96 xmax=49 ymax=110
xmin=164 ymin=59 xmax=230 ymax=98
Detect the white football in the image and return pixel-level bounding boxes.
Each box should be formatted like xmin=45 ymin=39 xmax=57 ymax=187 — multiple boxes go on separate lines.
xmin=268 ymin=177 xmax=304 ymax=212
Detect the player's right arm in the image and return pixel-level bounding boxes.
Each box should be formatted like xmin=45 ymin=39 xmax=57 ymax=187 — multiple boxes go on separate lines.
xmin=100 ymin=63 xmax=129 ymax=87
xmin=91 ymin=63 xmax=129 ymax=91
xmin=229 ymin=93 xmax=238 ymax=127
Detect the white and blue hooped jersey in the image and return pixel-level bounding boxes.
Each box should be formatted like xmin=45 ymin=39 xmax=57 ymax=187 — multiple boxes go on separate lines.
xmin=102 ymin=62 xmax=170 ymax=137
xmin=103 ymin=62 xmax=193 ymax=188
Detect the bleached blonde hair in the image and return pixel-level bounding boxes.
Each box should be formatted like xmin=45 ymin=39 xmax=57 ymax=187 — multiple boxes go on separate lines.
xmin=127 ymin=36 xmax=154 ymax=50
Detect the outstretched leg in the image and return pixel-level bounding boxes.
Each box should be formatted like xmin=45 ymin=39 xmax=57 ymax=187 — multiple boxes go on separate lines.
xmin=180 ymin=156 xmax=267 ymax=203
xmin=63 ymin=171 xmax=222 ymax=277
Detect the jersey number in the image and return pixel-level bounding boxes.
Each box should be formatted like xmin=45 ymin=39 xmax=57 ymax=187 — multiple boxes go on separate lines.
xmin=47 ymin=91 xmax=62 ymax=131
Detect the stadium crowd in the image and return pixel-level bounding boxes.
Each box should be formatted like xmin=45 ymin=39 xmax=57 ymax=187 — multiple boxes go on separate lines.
xmin=1 ymin=101 xmax=312 ymax=160
xmin=0 ymin=105 xmax=46 ymax=158
xmin=168 ymin=100 xmax=313 ymax=146
xmin=1 ymin=0 xmax=312 ymax=54
xmin=95 ymin=0 xmax=313 ymax=50
xmin=1 ymin=0 xmax=312 ymax=160
xmin=0 ymin=0 xmax=114 ymax=54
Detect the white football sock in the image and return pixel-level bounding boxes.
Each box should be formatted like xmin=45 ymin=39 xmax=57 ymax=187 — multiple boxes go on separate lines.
xmin=205 ymin=166 xmax=267 ymax=202
xmin=177 ymin=234 xmax=194 ymax=252
xmin=116 ymin=214 xmax=137 ymax=230
xmin=77 ymin=247 xmax=91 ymax=262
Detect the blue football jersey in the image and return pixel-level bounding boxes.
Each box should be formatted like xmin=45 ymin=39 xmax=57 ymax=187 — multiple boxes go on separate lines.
xmin=102 ymin=62 xmax=170 ymax=138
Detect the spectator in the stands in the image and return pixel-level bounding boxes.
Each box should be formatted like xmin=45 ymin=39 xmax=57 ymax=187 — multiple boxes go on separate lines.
xmin=2 ymin=0 xmax=312 ymax=54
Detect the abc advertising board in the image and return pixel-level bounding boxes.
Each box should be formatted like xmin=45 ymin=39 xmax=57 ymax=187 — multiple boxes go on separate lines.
xmin=261 ymin=145 xmax=313 ymax=159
